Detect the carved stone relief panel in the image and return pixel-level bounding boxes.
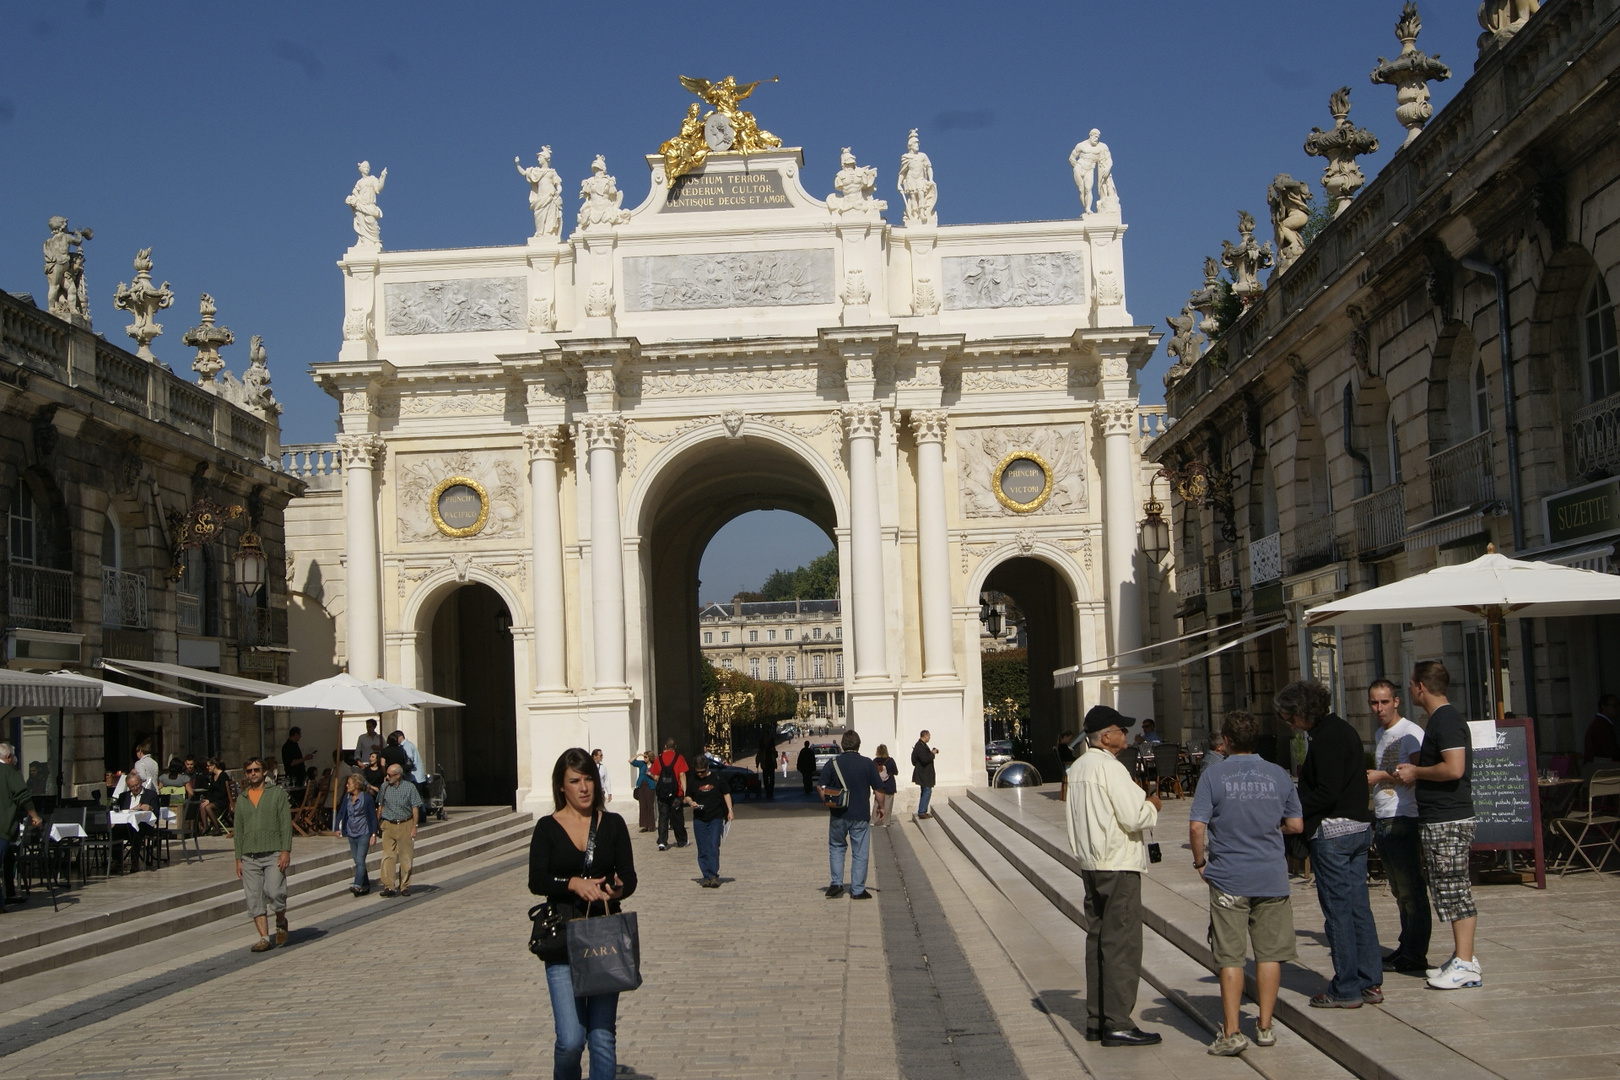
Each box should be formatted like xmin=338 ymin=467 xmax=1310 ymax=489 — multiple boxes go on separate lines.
xmin=622 ymin=250 xmax=836 ymax=311
xmin=385 ymin=278 xmax=526 ymax=335
xmin=397 ymin=391 xmax=508 ymax=417
xmin=397 ymin=450 xmax=524 ymax=544
xmin=635 ymin=365 xmax=819 ymax=396
xmin=956 ymin=425 xmax=1088 ymax=517
xmin=942 ymin=252 xmax=1085 ymax=310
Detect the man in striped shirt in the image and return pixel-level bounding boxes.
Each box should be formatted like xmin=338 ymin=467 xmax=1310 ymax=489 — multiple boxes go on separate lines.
xmin=376 ymin=764 xmax=423 ymax=897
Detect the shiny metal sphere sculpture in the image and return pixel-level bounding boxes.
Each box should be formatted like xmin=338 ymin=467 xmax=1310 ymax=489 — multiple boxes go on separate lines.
xmin=993 ymin=761 xmax=1044 ymax=788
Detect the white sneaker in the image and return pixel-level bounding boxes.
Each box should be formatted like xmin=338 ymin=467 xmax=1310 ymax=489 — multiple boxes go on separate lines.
xmin=1427 ymin=957 xmax=1482 ymax=990
xmin=1426 ymin=955 xmax=1456 ymax=979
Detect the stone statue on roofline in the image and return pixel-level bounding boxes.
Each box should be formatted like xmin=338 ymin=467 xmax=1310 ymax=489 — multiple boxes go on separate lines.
xmin=346 ymin=161 xmax=387 ymax=250
xmin=826 ymin=149 xmax=885 ymax=218
xmin=897 ymin=129 xmax=937 ymax=228
xmin=1221 ymin=210 xmax=1273 ymax=306
xmin=1165 ymin=301 xmax=1205 ymax=388
xmin=1304 ymin=88 xmax=1379 ymax=217
xmin=43 ymin=216 xmax=93 ymax=322
xmin=1268 ymin=174 xmax=1312 ymax=273
xmin=1068 ymin=129 xmax=1119 ymax=217
xmin=1477 ymin=0 xmax=1540 ymax=55
xmin=1189 ymin=256 xmax=1223 ymax=336
xmin=516 ymin=146 xmax=563 ymax=240
xmin=1370 ymin=3 xmax=1452 ymax=148
xmin=576 ymin=155 xmax=631 ymax=232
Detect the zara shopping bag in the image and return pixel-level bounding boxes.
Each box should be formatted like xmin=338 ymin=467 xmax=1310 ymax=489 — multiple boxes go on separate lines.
xmin=566 ymin=900 xmax=643 ymax=997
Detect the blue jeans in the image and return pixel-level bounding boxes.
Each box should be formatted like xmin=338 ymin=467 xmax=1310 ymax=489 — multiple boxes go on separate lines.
xmin=917 ymin=787 xmax=932 ymax=815
xmin=544 ymin=960 xmax=618 ymax=1080
xmin=694 ymin=817 xmax=723 ymax=880
xmin=347 ymin=834 xmax=371 ymax=890
xmin=1311 ymin=828 xmax=1382 ymax=1000
xmin=828 ymin=816 xmax=871 ymax=893
xmin=1374 ymin=816 xmax=1431 ymax=962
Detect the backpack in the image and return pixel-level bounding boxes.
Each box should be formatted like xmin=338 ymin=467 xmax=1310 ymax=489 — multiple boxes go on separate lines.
xmin=655 ymin=753 xmax=681 ymax=803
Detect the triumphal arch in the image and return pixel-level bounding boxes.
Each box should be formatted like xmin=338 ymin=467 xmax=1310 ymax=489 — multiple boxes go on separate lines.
xmin=293 ymin=80 xmax=1160 ymax=813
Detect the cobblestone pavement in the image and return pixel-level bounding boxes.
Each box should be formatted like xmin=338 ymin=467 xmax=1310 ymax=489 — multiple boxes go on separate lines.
xmin=0 ymin=800 xmax=1024 ymax=1080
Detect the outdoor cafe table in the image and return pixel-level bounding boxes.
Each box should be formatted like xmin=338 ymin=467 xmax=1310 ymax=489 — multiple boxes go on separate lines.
xmin=47 ymin=808 xmax=169 ymax=842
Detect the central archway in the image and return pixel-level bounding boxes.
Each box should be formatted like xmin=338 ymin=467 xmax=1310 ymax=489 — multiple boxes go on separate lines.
xmin=633 ymin=429 xmax=844 ymax=758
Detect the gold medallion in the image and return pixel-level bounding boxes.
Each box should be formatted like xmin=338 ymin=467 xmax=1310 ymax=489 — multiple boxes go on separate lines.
xmin=992 ymin=452 xmax=1053 ymax=513
xmin=429 ymin=476 xmax=489 ymax=538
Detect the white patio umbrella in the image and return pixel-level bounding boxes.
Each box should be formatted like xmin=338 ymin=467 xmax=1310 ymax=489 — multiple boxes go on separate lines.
xmin=363 ymin=680 xmax=463 ymax=710
xmin=1305 ymin=547 xmax=1620 ymax=717
xmin=253 ymin=672 xmax=415 ymax=713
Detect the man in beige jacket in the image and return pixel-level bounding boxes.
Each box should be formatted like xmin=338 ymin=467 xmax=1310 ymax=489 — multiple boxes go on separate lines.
xmin=1066 ymin=705 xmax=1163 ymax=1047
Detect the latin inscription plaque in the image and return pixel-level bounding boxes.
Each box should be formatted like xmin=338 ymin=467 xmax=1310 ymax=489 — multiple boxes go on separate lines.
xmin=662 ymin=170 xmax=791 ymax=212
xmin=994 ymin=454 xmax=1053 ymax=513
xmin=431 ymin=477 xmax=489 ymax=538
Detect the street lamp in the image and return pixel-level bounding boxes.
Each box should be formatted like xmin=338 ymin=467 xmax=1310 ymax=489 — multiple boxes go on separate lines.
xmin=979 ymin=595 xmax=1004 ymax=638
xmin=1139 ymin=480 xmax=1170 ymax=564
xmin=233 ymin=530 xmax=267 ymax=597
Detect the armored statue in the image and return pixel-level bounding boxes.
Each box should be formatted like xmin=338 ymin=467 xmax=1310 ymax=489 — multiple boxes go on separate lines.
xmin=897 ymin=129 xmax=937 ymax=228
xmin=1304 ymin=88 xmax=1379 ymax=216
xmin=515 ymin=146 xmax=563 ymax=239
xmin=1220 ymin=211 xmax=1273 ymax=306
xmin=826 ymin=149 xmax=886 ymax=217
xmin=1267 ymin=174 xmax=1312 ymax=272
xmin=576 ymin=155 xmax=631 ymax=231
xmin=1370 ymin=3 xmax=1452 ymax=147
xmin=1068 ymin=129 xmax=1119 ymax=216
xmin=42 ymin=216 xmax=93 ymax=321
xmin=346 ymin=161 xmax=387 ymax=249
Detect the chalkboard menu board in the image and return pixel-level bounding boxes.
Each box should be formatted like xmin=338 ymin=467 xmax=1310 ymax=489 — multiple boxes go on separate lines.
xmin=1468 ymin=716 xmax=1545 ymax=889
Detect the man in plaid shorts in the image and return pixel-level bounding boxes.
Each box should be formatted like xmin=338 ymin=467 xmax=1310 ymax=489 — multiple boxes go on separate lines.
xmin=1396 ymin=661 xmax=1480 ymax=990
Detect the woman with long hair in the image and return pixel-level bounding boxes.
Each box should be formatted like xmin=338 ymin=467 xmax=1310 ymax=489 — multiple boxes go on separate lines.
xmin=331 ymin=773 xmax=379 ymax=895
xmin=631 ymin=750 xmax=656 ymax=832
xmin=529 ymin=748 xmax=637 ymax=1080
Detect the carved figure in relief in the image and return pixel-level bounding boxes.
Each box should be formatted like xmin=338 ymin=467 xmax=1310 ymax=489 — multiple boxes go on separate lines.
xmin=897 ymin=129 xmax=937 ymax=228
xmin=1164 ymin=302 xmax=1204 ymax=388
xmin=43 ymin=216 xmax=93 ymax=320
xmin=397 ymin=452 xmax=522 ymax=544
xmin=515 ymin=146 xmax=563 ymax=239
xmin=826 ymin=149 xmax=886 ymax=216
xmin=113 ymin=247 xmax=174 ymax=361
xmin=1267 ymin=173 xmax=1312 ymax=272
xmin=346 ymin=161 xmax=387 ymax=249
xmin=576 ymin=155 xmax=632 ymax=231
xmin=957 ymin=426 xmax=1087 ymax=517
xmin=943 ymin=253 xmax=1083 ymax=310
xmin=1370 ymin=3 xmax=1452 ymax=147
xmin=1068 ymin=129 xmax=1118 ymax=216
xmin=1220 ymin=211 xmax=1273 ymax=306
xmin=1304 ymin=88 xmax=1379 ymax=216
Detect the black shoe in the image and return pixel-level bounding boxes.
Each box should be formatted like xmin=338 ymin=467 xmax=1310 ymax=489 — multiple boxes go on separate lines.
xmin=677 ymin=842 xmax=689 ymax=848
xmin=825 ymin=884 xmax=844 ymax=898
xmin=1385 ymin=954 xmax=1429 ymax=973
xmin=1100 ymin=1028 xmax=1162 ymax=1047
xmin=380 ymin=888 xmax=397 ymax=898
xmin=1084 ymin=1028 xmax=1101 ymax=1042
xmin=850 ymin=890 xmax=873 ymax=900
xmin=657 ymin=844 xmax=667 ymax=851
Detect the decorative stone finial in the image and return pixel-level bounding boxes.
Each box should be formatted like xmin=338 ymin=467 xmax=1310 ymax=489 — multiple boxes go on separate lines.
xmin=112 ymin=248 xmax=175 ymax=362
xmin=1189 ymin=256 xmax=1223 ymax=336
xmin=182 ymin=293 xmax=234 ymax=384
xmin=1068 ymin=129 xmax=1119 ymax=218
xmin=1477 ymin=1 xmax=1540 ymax=57
xmin=346 ymin=161 xmax=387 ymax=250
xmin=827 ymin=149 xmax=886 ymax=217
xmin=576 ymin=155 xmax=631 ymax=231
xmin=1370 ymin=3 xmax=1452 ymax=148
xmin=898 ymin=129 xmax=937 ymax=228
xmin=1267 ymin=174 xmax=1312 ymax=273
xmin=516 ymin=146 xmax=562 ymax=240
xmin=1220 ymin=211 xmax=1273 ymax=306
xmin=1304 ymin=87 xmax=1380 ymax=217
xmin=42 ymin=216 xmax=93 ymax=322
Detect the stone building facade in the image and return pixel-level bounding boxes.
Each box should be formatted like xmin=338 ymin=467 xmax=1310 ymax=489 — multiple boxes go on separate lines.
xmin=1 ymin=276 xmax=299 ymax=795
xmin=697 ymin=599 xmax=845 ymax=719
xmin=1152 ymin=0 xmax=1620 ymax=754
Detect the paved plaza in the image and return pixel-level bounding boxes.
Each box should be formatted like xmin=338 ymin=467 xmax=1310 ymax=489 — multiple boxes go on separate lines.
xmin=3 ymin=788 xmax=1618 ymax=1080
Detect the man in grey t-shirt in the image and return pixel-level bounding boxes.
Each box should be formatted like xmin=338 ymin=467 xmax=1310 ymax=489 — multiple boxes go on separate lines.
xmin=1189 ymin=711 xmax=1304 ymax=1057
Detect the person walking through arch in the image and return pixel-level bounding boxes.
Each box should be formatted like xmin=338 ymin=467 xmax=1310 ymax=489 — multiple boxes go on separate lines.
xmin=650 ymin=738 xmax=689 ymax=851
xmin=795 ymin=740 xmax=817 ymax=796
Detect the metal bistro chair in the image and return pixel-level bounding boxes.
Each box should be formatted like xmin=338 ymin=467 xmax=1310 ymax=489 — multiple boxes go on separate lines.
xmin=1151 ymin=743 xmax=1186 ymax=799
xmin=83 ymin=808 xmax=114 ymax=877
xmin=12 ymin=819 xmax=60 ymax=911
xmin=1552 ymin=768 xmax=1620 ymax=875
xmin=47 ymin=807 xmax=89 ymax=886
xmin=171 ymin=793 xmax=205 ymax=863
xmin=1115 ymin=745 xmax=1143 ymax=790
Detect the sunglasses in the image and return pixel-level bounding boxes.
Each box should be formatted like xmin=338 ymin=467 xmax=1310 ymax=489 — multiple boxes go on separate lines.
xmin=245 ymin=767 xmax=264 ymax=774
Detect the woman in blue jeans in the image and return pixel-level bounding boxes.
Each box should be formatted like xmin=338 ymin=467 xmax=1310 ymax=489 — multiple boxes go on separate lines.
xmin=331 ymin=774 xmax=379 ymax=895
xmin=530 ymin=748 xmax=638 ymax=1080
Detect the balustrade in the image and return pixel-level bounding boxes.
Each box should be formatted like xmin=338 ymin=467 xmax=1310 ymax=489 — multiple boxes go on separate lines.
xmin=1290 ymin=515 xmax=1341 ymax=575
xmin=1427 ymin=431 xmax=1495 ymax=515
xmin=8 ymin=563 xmax=73 ymax=632
xmin=1573 ymin=392 xmax=1620 ymax=479
xmin=1352 ymin=484 xmax=1406 ymax=554
xmin=100 ymin=568 xmax=149 ymax=629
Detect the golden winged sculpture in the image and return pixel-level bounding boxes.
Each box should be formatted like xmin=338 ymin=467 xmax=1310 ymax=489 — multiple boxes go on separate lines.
xmin=658 ymin=75 xmax=782 ymax=187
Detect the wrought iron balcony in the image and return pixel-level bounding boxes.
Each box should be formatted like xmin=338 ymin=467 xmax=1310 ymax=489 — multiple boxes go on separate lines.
xmin=1178 ymin=560 xmax=1205 ymax=599
xmin=1573 ymin=391 xmax=1620 ymax=479
xmin=7 ymin=563 xmax=73 ymax=632
xmin=1289 ymin=516 xmax=1341 ymax=575
xmin=237 ymin=604 xmax=274 ymax=647
xmin=1352 ymin=484 xmax=1406 ymax=555
xmin=1427 ymin=431 xmax=1495 ymax=515
xmin=100 ymin=568 xmax=149 ymax=630
xmin=177 ymin=591 xmax=203 ymax=636
xmin=1249 ymin=532 xmax=1282 ymax=586
xmin=1218 ymin=549 xmax=1237 ymax=592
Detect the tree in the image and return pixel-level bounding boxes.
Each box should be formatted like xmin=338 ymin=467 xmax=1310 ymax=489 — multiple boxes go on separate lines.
xmin=759 ymin=548 xmax=838 ymax=601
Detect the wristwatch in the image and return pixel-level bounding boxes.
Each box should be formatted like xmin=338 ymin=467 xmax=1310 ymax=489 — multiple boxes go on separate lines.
xmin=1193 ymin=859 xmax=1206 ymax=869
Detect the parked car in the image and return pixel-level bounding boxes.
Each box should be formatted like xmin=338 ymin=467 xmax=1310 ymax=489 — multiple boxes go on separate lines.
xmin=812 ymin=742 xmax=841 ymax=773
xmin=985 ymin=740 xmax=1013 ymax=775
xmin=702 ymin=753 xmax=762 ymax=798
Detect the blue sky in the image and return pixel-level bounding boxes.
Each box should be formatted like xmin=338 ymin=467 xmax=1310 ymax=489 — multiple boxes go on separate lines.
xmin=0 ymin=1 xmax=1477 ymax=597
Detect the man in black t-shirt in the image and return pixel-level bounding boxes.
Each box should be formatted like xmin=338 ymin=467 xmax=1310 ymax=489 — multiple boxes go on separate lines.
xmin=819 ymin=730 xmax=883 ymax=900
xmin=684 ymin=756 xmax=733 ymax=888
xmin=1396 ymin=661 xmax=1480 ymax=991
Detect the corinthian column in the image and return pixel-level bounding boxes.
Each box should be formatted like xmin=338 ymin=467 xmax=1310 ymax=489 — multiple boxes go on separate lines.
xmin=578 ymin=413 xmax=627 ymax=689
xmin=910 ymin=409 xmax=955 ymax=678
xmin=842 ymin=403 xmax=888 ymax=679
xmin=525 ymin=424 xmax=568 ymax=692
xmin=337 ymin=434 xmax=385 ymax=680
xmin=1095 ymin=401 xmax=1149 ymax=714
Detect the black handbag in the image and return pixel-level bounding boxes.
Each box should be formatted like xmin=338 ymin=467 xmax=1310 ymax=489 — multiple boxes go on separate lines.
xmin=527 ymin=813 xmax=600 ymax=964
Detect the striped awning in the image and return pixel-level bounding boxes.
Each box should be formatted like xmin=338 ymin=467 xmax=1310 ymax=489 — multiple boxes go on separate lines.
xmin=0 ymin=669 xmax=100 ymax=710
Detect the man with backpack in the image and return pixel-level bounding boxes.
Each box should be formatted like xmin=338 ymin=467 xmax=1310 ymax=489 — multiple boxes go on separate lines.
xmin=650 ymin=737 xmax=689 ymax=851
xmin=818 ymin=730 xmax=883 ymax=900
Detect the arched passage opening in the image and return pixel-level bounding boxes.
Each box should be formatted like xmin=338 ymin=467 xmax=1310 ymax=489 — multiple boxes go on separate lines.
xmin=427 ymin=583 xmax=516 ymax=805
xmin=980 ymin=556 xmax=1077 ymax=781
xmin=638 ymin=434 xmax=842 ymax=759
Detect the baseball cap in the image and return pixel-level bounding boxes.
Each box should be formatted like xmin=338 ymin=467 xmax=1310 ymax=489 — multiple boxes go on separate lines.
xmin=1082 ymin=705 xmax=1135 ymax=735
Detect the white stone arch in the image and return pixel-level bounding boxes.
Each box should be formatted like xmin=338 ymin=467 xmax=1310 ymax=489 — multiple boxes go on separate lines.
xmin=401 ymin=563 xmax=530 ymax=638
xmin=965 ymin=540 xmax=1095 ymax=604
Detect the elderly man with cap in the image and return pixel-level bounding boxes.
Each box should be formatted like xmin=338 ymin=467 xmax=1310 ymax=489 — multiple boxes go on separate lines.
xmin=1066 ymin=705 xmax=1163 ymax=1047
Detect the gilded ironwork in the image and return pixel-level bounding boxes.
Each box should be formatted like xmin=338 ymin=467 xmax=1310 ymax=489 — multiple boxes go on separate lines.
xmin=166 ymin=499 xmax=244 ymax=581
xmin=659 ymin=75 xmax=781 ymax=187
xmin=1157 ymin=460 xmax=1239 ymax=542
xmin=429 ymin=475 xmax=490 ymax=538
xmin=992 ymin=451 xmax=1054 ymax=513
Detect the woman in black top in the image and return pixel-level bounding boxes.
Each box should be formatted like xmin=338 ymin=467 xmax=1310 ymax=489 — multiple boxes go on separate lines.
xmin=529 ymin=748 xmax=637 ymax=1080
xmin=360 ymin=751 xmax=387 ymax=793
xmin=871 ymin=744 xmax=900 ymax=824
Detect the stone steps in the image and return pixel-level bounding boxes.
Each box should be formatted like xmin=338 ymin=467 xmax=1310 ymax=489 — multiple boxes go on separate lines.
xmin=0 ymin=807 xmax=533 ymax=984
xmin=944 ymin=789 xmax=1500 ymax=1080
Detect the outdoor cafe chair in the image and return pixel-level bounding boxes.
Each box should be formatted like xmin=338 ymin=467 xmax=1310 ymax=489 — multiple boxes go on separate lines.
xmin=47 ymin=806 xmax=89 ymax=886
xmin=12 ymin=819 xmax=59 ymax=911
xmin=83 ymin=808 xmax=113 ymax=877
xmin=1151 ymin=743 xmax=1185 ymax=799
xmin=1551 ymin=768 xmax=1620 ymax=875
xmin=169 ymin=793 xmax=204 ymax=863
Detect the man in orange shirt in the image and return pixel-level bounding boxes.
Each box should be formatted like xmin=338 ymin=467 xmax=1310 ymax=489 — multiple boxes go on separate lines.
xmin=233 ymin=757 xmax=294 ymax=952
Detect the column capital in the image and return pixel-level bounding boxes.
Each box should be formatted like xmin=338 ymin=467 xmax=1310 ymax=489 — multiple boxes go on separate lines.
xmin=523 ymin=424 xmax=568 ymax=461
xmin=840 ymin=402 xmax=883 ymax=441
xmin=1093 ymin=400 xmax=1137 ymax=436
xmin=908 ymin=409 xmax=950 ymax=445
xmin=575 ymin=412 xmax=624 ymax=451
xmin=336 ymin=433 xmax=386 ymax=469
